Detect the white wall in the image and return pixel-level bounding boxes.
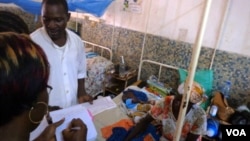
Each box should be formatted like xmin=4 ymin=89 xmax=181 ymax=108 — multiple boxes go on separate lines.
xmin=73 ymin=0 xmax=250 ymax=57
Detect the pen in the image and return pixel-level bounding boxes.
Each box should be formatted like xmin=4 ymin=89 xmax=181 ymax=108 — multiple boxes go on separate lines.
xmin=70 ymin=127 xmax=81 ymax=131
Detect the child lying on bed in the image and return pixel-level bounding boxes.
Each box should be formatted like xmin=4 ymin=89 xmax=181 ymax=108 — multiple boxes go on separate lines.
xmin=122 ymin=88 xmax=155 ymax=123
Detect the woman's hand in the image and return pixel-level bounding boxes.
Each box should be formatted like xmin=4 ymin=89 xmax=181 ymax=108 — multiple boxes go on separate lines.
xmin=78 ymin=94 xmax=93 ymax=104
xmin=34 ymin=118 xmax=65 ymax=141
xmin=62 ymin=118 xmax=87 ymax=141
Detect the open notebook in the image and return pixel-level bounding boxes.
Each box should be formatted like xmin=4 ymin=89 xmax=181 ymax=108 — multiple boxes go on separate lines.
xmin=29 ymin=105 xmax=97 ymax=141
xmin=29 ymin=96 xmax=117 ymax=141
xmin=50 ymin=104 xmax=97 ymax=141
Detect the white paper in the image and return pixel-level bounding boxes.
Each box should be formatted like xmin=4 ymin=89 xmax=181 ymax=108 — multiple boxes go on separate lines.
xmin=29 ymin=116 xmax=49 ymax=141
xmin=123 ymin=0 xmax=143 ymax=13
xmin=82 ymin=96 xmax=117 ymax=116
xmin=50 ymin=105 xmax=97 ymax=141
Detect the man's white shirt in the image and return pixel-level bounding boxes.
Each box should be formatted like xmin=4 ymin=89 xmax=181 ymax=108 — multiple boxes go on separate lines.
xmin=30 ymin=27 xmax=87 ymax=108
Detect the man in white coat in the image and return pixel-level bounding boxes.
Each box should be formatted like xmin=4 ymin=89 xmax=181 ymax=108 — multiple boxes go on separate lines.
xmin=30 ymin=0 xmax=93 ymax=109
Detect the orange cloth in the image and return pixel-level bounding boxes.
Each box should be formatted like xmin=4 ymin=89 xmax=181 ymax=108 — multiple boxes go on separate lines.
xmin=144 ymin=134 xmax=154 ymax=141
xmin=101 ymin=118 xmax=155 ymax=141
xmin=101 ymin=119 xmax=134 ymax=139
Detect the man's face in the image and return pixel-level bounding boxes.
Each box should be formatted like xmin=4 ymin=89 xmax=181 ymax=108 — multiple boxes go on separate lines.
xmin=41 ymin=4 xmax=70 ymax=41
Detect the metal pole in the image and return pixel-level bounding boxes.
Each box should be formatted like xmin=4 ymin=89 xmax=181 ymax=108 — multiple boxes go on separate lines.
xmin=173 ymin=0 xmax=212 ymax=140
xmin=209 ymin=0 xmax=231 ymax=69
xmin=138 ymin=0 xmax=152 ymax=80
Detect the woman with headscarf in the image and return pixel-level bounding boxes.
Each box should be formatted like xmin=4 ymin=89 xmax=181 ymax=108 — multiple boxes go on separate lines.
xmin=0 ymin=32 xmax=87 ymax=141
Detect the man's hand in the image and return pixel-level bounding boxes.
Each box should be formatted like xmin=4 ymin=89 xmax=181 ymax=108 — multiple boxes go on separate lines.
xmin=34 ymin=118 xmax=65 ymax=141
xmin=62 ymin=118 xmax=87 ymax=141
xmin=78 ymin=94 xmax=93 ymax=104
xmin=48 ymin=105 xmax=62 ymax=111
xmin=77 ymin=79 xmax=93 ymax=104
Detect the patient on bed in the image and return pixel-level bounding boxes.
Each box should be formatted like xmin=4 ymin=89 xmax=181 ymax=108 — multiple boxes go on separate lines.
xmin=122 ymin=89 xmax=155 ymax=122
xmin=124 ymin=82 xmax=207 ymax=141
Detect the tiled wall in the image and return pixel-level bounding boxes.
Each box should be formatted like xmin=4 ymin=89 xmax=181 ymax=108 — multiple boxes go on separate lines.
xmin=2 ymin=5 xmax=249 ymax=108
xmin=0 ymin=5 xmax=41 ymax=33
xmin=77 ymin=19 xmax=250 ymax=108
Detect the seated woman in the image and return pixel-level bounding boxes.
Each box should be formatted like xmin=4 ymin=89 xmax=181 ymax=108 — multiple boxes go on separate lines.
xmin=0 ymin=32 xmax=87 ymax=141
xmin=124 ymin=82 xmax=207 ymax=141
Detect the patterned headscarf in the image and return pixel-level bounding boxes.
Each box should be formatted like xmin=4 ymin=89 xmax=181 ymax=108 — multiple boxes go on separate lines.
xmin=177 ymin=81 xmax=204 ymax=104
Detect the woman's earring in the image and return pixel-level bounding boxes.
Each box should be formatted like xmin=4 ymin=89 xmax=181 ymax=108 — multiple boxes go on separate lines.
xmin=29 ymin=102 xmax=48 ymax=124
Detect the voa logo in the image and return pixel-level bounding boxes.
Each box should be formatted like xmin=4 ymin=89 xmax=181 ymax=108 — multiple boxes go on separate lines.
xmin=226 ymin=129 xmax=246 ymax=136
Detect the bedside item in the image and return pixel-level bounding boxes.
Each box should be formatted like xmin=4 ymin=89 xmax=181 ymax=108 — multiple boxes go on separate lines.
xmin=145 ymin=75 xmax=172 ymax=98
xmin=211 ymin=92 xmax=235 ymax=122
xmin=119 ymin=56 xmax=127 ymax=77
xmin=104 ymin=66 xmax=138 ymax=95
xmin=228 ymin=105 xmax=250 ymax=125
xmin=219 ymin=80 xmax=231 ymax=99
xmin=209 ymin=105 xmax=218 ymax=117
xmin=206 ymin=118 xmax=219 ymax=138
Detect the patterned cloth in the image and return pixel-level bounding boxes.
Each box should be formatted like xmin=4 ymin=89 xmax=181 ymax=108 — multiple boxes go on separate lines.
xmin=149 ymin=96 xmax=207 ymax=141
xmin=85 ymin=56 xmax=113 ymax=97
xmin=177 ymin=82 xmax=204 ymax=104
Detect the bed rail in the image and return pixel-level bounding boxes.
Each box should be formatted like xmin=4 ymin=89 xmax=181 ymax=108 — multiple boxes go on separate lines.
xmin=137 ymin=59 xmax=180 ymax=81
xmin=82 ymin=40 xmax=113 ymax=60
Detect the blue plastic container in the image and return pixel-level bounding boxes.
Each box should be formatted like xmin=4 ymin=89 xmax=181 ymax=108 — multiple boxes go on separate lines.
xmin=206 ymin=118 xmax=219 ymax=138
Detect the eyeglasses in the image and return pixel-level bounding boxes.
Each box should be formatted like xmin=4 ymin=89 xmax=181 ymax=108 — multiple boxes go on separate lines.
xmin=46 ymin=85 xmax=53 ymax=94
